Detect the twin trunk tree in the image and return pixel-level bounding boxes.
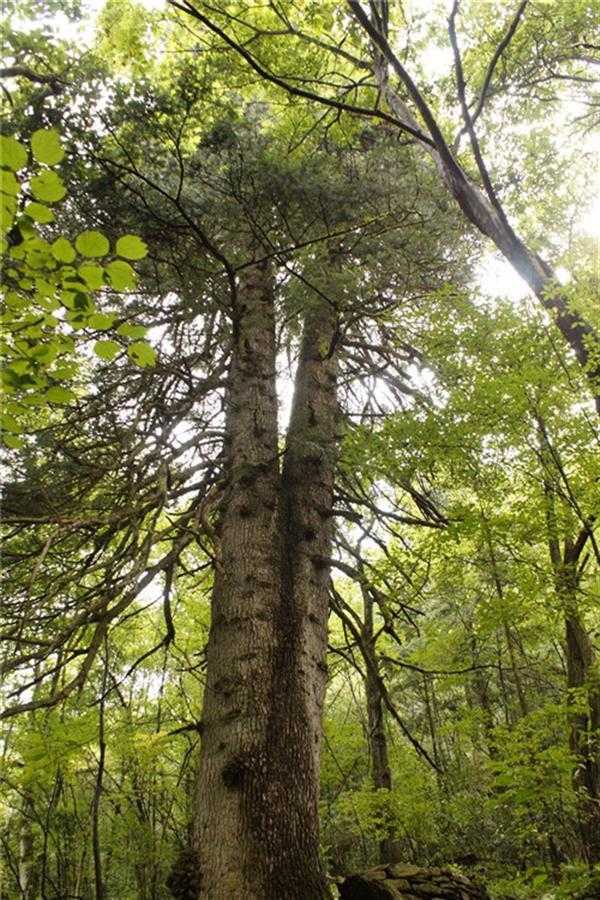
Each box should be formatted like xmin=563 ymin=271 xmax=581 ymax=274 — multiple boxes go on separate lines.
xmin=192 ymin=255 xmax=338 ymax=898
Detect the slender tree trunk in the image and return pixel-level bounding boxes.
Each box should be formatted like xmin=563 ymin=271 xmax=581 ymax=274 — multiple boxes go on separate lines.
xmin=467 ymin=628 xmax=496 ymax=739
xmin=91 ymin=656 xmax=107 ymax=900
xmin=422 ymin=675 xmax=444 ymax=774
xmin=481 ymin=517 xmax=529 ymax=719
xmin=560 ymin=569 xmax=600 ymax=864
xmin=538 ymin=421 xmax=600 ymax=863
xmin=362 ymin=587 xmax=399 ymax=863
xmin=193 ymin=260 xmax=338 ymax=898
xmin=272 ymin=296 xmax=339 ymax=894
xmin=18 ymin=793 xmax=38 ymax=900
xmin=280 ymin=297 xmax=339 ymax=793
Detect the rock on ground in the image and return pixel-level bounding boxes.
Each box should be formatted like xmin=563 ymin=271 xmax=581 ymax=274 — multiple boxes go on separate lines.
xmin=339 ymin=863 xmax=490 ymax=900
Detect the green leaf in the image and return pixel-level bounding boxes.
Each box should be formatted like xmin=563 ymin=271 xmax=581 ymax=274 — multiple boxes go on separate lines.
xmin=75 ymin=230 xmax=110 ymax=258
xmin=73 ymin=292 xmax=93 ymax=311
xmin=31 ymin=128 xmax=65 ymax=165
xmin=0 ymin=195 xmax=17 ymax=232
xmin=0 ymin=413 xmax=22 ymax=433
xmin=128 ymin=341 xmax=156 ymax=367
xmin=78 ymin=263 xmax=104 ymax=290
xmin=0 ymin=135 xmax=28 ymax=171
xmin=32 ymin=342 xmax=59 ymax=363
xmin=46 ymin=386 xmax=76 ymax=404
xmin=1 ymin=169 xmax=19 ymax=197
xmin=51 ymin=237 xmax=76 ymax=263
xmin=65 ymin=311 xmax=87 ymax=329
xmin=30 ymin=171 xmax=66 ymax=203
xmin=52 ymin=361 xmax=77 ymax=379
xmin=115 ymin=234 xmax=148 ymax=260
xmin=94 ymin=340 xmax=120 ymax=360
xmin=105 ymin=259 xmax=136 ymax=290
xmin=2 ymin=433 xmax=24 ymax=449
xmin=116 ymin=323 xmax=147 ymax=338
xmin=25 ymin=202 xmax=55 ymax=224
xmin=88 ymin=313 xmax=115 ymax=330
xmin=6 ymin=359 xmax=30 ymax=375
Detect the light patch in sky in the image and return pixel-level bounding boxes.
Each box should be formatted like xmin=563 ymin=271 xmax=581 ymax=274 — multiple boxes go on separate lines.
xmin=578 ymin=127 xmax=599 ymax=238
xmin=277 ymin=373 xmax=295 ymax=430
xmin=46 ymin=0 xmax=165 ymax=46
xmin=580 ymin=194 xmax=600 ymax=237
xmin=477 ymin=253 xmax=530 ymax=304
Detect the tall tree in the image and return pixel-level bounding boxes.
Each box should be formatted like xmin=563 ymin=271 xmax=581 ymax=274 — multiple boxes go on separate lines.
xmin=2 ymin=37 xmax=468 ymax=894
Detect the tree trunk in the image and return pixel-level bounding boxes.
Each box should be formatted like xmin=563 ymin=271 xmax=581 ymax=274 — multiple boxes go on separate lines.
xmin=362 ymin=587 xmax=400 ymax=863
xmin=91 ymin=656 xmax=107 ymax=900
xmin=18 ymin=792 xmax=38 ymax=900
xmin=537 ymin=421 xmax=600 ymax=861
xmin=561 ymin=574 xmax=600 ymax=864
xmin=467 ymin=627 xmax=496 ymax=740
xmin=279 ymin=297 xmax=339 ymax=806
xmin=193 ymin=260 xmax=337 ymax=898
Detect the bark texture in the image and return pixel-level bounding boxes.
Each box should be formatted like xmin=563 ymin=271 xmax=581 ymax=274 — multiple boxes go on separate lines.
xmin=192 ymin=261 xmax=338 ymax=899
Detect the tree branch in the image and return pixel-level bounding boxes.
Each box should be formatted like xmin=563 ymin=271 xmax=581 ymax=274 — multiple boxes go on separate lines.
xmin=167 ymin=0 xmax=433 ymax=143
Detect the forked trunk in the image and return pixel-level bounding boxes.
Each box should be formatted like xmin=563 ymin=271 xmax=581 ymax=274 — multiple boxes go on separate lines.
xmin=193 ymin=261 xmax=338 ymax=898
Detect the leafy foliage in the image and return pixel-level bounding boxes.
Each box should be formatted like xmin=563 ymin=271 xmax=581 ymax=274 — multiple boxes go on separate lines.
xmin=1 ymin=128 xmax=155 ymax=446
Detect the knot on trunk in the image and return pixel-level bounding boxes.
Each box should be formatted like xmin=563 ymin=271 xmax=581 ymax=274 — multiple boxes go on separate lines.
xmin=221 ymin=753 xmax=249 ymax=790
xmin=166 ymin=848 xmax=201 ymax=900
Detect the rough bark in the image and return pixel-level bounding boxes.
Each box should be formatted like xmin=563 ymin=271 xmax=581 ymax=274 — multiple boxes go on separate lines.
xmin=192 ymin=261 xmax=338 ymax=898
xmin=193 ymin=258 xmax=283 ymax=898
xmin=273 ymin=295 xmax=339 ymax=893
